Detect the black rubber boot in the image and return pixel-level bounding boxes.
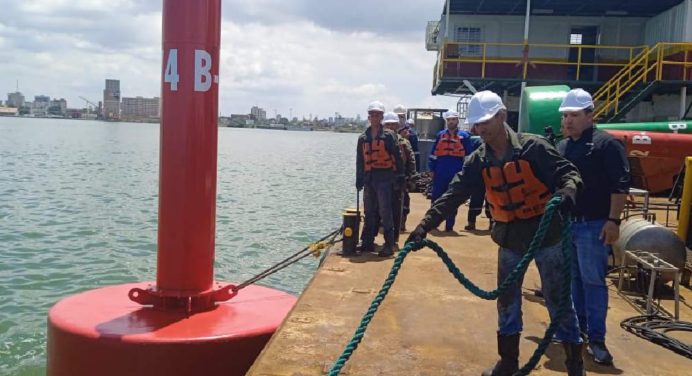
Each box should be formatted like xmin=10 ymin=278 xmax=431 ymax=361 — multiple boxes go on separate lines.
xmin=464 ymin=221 xmax=476 ymax=231
xmin=481 ymin=333 xmax=520 ymax=376
xmin=562 ymin=342 xmax=586 ymax=376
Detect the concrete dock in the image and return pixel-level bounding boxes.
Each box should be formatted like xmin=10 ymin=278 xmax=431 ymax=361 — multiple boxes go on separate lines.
xmin=247 ymin=193 xmax=692 ymax=375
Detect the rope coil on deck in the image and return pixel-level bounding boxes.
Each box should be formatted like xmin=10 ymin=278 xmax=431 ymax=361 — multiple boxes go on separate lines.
xmin=328 ymin=196 xmax=573 ymax=376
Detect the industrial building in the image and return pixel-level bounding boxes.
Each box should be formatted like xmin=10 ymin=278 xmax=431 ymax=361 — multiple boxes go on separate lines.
xmin=103 ymin=79 xmax=121 ymax=120
xmin=121 ymin=96 xmax=160 ymax=119
xmin=427 ymin=0 xmax=692 ymax=123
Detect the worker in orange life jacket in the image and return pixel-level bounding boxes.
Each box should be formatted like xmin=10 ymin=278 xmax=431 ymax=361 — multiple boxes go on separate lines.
xmin=428 ymin=110 xmax=476 ymax=232
xmin=355 ymin=102 xmax=405 ymax=257
xmin=383 ymin=112 xmax=416 ymax=247
xmin=407 ymin=91 xmax=586 ymax=376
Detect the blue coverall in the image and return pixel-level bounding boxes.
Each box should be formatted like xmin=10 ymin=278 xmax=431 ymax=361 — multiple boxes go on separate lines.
xmin=428 ymin=128 xmax=476 ymax=231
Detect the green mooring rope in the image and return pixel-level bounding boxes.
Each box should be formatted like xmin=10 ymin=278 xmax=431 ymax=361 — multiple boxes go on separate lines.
xmin=328 ymin=196 xmax=573 ymax=376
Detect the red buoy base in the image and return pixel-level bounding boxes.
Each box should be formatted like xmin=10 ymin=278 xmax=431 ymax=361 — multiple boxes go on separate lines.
xmin=47 ymin=282 xmax=296 ymax=376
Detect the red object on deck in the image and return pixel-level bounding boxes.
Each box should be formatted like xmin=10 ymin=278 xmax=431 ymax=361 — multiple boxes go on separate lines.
xmin=47 ymin=1 xmax=297 ymax=374
xmin=605 ymin=130 xmax=692 ymax=160
xmin=605 ymin=130 xmax=692 ymax=192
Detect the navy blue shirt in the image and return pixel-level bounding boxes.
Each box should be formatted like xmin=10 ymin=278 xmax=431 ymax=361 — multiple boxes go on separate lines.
xmin=558 ymin=127 xmax=630 ymax=220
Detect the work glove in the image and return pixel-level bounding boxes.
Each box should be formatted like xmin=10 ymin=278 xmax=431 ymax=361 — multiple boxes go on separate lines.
xmin=554 ymin=187 xmax=576 ymax=217
xmin=405 ymin=225 xmax=427 ymax=247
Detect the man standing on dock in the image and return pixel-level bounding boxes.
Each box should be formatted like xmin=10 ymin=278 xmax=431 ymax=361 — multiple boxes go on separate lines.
xmin=557 ymin=88 xmax=630 ymax=366
xmin=407 ymin=91 xmax=586 ymax=376
xmin=428 ymin=110 xmax=475 ymax=232
xmin=383 ymin=112 xmax=416 ymax=243
xmin=394 ymin=104 xmax=420 ymax=171
xmin=356 ymin=102 xmax=404 ymax=257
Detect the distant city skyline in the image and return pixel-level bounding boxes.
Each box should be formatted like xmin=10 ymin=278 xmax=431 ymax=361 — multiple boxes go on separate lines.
xmin=0 ymin=1 xmax=460 ymax=119
xmin=3 ymin=84 xmax=362 ymax=124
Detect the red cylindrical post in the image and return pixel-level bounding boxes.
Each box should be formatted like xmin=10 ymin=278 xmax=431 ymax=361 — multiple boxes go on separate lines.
xmin=157 ymin=0 xmax=221 ymax=295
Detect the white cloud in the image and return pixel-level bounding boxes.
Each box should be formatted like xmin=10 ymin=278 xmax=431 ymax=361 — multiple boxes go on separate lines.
xmin=0 ymin=0 xmax=459 ymax=118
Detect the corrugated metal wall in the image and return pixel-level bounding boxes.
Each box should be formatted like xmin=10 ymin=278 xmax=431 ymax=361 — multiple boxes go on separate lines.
xmin=645 ymin=0 xmax=691 ymax=44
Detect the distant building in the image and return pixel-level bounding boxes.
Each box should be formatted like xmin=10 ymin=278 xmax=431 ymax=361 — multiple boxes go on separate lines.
xmin=32 ymin=95 xmax=51 ymax=116
xmin=0 ymin=107 xmax=18 ymax=116
xmin=7 ymin=92 xmax=25 ymax=108
xmin=250 ymin=106 xmax=266 ymax=122
xmin=103 ymin=79 xmax=121 ymax=120
xmin=229 ymin=114 xmax=251 ymax=127
xmin=121 ymin=96 xmax=160 ymax=118
xmin=49 ymin=98 xmax=67 ymax=116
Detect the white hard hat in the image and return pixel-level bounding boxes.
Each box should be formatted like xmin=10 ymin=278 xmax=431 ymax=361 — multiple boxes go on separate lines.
xmin=443 ymin=110 xmax=460 ymax=119
xmin=467 ymin=90 xmax=506 ymax=125
xmin=393 ymin=104 xmax=407 ymax=115
xmin=383 ymin=112 xmax=399 ymax=124
xmin=406 ymin=118 xmax=415 ymax=125
xmin=367 ymin=101 xmax=385 ymax=113
xmin=559 ymin=88 xmax=593 ymax=112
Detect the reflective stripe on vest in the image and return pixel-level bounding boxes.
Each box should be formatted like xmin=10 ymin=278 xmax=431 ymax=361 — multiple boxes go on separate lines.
xmin=363 ymin=139 xmax=395 ymax=172
xmin=481 ymin=159 xmax=550 ymax=222
xmin=434 ymin=132 xmax=465 ymax=157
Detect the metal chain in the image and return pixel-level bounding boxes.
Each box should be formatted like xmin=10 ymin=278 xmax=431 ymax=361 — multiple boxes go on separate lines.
xmin=233 ymin=227 xmax=342 ymax=292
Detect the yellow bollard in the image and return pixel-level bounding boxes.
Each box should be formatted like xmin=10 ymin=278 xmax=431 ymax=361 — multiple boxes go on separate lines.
xmin=677 ymin=157 xmax=692 ymax=243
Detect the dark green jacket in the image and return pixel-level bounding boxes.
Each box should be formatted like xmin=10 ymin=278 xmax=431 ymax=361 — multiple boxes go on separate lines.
xmin=420 ymin=126 xmax=582 ymax=251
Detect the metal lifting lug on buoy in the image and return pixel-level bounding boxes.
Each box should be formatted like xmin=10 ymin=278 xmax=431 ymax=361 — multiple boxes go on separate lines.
xmin=127 ymin=283 xmax=239 ymax=313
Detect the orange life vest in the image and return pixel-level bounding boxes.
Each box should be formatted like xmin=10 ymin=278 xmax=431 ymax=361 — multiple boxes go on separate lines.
xmin=481 ymin=159 xmax=550 ymax=222
xmin=434 ymin=131 xmax=466 ymax=157
xmin=363 ymin=139 xmax=395 ymax=172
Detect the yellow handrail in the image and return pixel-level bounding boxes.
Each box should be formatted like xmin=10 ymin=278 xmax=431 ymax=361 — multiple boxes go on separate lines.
xmin=434 ymin=41 xmax=692 ymax=111
xmin=437 ymin=41 xmax=646 ymax=83
xmin=593 ymin=42 xmax=692 ymax=120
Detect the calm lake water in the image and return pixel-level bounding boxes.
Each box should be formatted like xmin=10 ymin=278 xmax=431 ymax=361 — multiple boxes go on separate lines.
xmin=0 ymin=117 xmax=358 ymax=375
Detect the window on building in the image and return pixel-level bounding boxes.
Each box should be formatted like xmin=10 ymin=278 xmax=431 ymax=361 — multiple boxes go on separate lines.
xmin=456 ymin=27 xmax=482 ymax=56
xmin=570 ymin=33 xmax=583 ymax=45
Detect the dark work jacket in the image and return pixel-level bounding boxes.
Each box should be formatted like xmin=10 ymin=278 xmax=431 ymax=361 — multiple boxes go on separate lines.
xmin=420 ymin=126 xmax=583 ymax=251
xmin=558 ymin=127 xmax=630 ymax=220
xmin=356 ymin=126 xmax=404 ymax=187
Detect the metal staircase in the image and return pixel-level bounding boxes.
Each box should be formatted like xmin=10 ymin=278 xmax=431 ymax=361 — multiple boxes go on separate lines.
xmin=593 ymin=42 xmax=692 ymax=122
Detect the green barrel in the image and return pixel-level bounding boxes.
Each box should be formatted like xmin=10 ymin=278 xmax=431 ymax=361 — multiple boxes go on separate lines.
xmin=519 ymin=85 xmax=570 ymax=136
xmin=597 ymin=121 xmax=692 ymax=134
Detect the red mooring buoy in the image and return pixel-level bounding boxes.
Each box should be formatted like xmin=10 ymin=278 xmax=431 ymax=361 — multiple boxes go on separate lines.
xmin=47 ymin=1 xmax=297 ymax=375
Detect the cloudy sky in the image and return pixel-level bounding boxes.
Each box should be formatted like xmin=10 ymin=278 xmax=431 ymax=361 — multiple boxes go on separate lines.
xmin=0 ymin=0 xmax=460 ymax=119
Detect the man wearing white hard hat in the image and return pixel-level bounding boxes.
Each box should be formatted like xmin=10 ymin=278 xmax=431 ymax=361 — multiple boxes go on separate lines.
xmin=407 ymin=90 xmax=586 ymax=375
xmin=356 ymin=102 xmax=405 ymax=257
xmin=394 ymin=104 xmax=420 ymax=171
xmin=428 ymin=110 xmax=475 ymax=232
xmin=383 ymin=112 xmax=416 ymax=250
xmin=557 ymin=88 xmax=630 ymax=366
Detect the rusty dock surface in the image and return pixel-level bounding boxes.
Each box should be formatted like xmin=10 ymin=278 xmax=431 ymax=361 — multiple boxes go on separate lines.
xmin=248 ymin=193 xmax=692 ymax=375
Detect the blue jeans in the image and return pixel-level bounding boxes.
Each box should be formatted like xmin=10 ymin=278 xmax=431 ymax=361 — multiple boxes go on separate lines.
xmin=571 ymin=219 xmax=609 ymax=343
xmin=498 ymin=243 xmax=582 ymax=344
